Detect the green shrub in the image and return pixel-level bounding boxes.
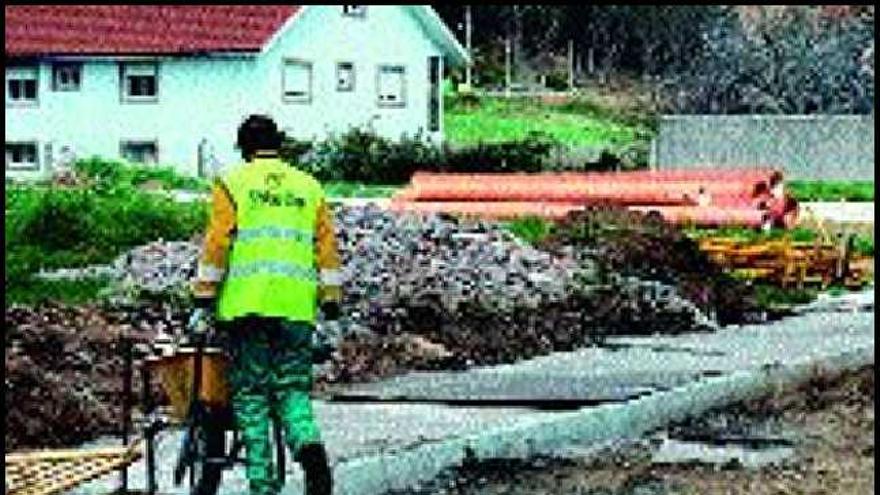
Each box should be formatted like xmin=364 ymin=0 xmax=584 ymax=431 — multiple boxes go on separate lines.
xmin=582 ymin=150 xmax=623 ymax=172
xmin=279 ymin=137 xmax=314 ymax=164
xmin=281 ymin=128 xmax=559 ymax=183
xmin=506 ymin=216 xmax=554 ymax=245
xmin=73 ymin=156 xmax=209 ymax=191
xmin=6 ymin=181 xmax=207 ymax=305
xmin=544 ymin=71 xmax=569 ymax=91
xmin=440 ymin=132 xmax=559 ymax=174
xmin=851 ymin=234 xmax=874 ymax=257
xmin=753 ymin=284 xmax=818 ymax=309
xmin=445 ymin=92 xmax=482 ymax=112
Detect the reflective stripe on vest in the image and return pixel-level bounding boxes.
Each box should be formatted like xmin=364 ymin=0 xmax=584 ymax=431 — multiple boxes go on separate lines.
xmin=216 ymin=158 xmax=324 ymax=323
xmin=236 ymin=226 xmax=315 ymax=244
xmin=227 ymin=261 xmax=317 ymax=282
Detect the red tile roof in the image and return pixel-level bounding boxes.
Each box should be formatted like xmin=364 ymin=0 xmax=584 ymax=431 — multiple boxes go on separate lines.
xmin=5 ymin=5 xmax=302 ymax=56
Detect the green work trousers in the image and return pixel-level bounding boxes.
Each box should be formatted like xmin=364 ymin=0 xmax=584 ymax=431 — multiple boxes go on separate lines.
xmin=223 ymin=316 xmax=321 ymax=495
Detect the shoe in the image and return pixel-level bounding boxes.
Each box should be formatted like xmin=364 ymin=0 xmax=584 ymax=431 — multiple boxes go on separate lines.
xmin=296 ymin=443 xmax=332 ymax=495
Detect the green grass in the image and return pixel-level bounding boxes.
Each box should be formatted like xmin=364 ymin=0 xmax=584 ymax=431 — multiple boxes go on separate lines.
xmin=682 ymin=226 xmax=820 ymax=243
xmin=787 ymin=180 xmax=874 ymax=202
xmin=444 ymin=96 xmax=648 ymax=148
xmin=753 ymin=284 xmax=818 ymax=309
xmin=323 ymin=182 xmax=400 ymax=198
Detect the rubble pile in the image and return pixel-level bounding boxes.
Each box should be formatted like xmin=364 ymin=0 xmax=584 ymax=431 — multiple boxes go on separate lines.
xmin=33 ymin=206 xmax=718 ymax=377
xmin=542 ymin=207 xmax=762 ymax=325
xmin=10 ymin=206 xmax=726 ymax=448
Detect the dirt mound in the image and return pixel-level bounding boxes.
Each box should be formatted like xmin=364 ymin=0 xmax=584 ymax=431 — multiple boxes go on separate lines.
xmin=4 ymin=302 xmax=174 ymax=450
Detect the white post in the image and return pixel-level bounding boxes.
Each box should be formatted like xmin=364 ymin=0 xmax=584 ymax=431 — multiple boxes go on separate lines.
xmin=465 ymin=5 xmax=472 ymax=89
xmin=505 ymin=37 xmax=512 ymax=98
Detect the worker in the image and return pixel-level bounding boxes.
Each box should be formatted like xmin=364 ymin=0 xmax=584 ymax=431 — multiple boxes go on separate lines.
xmin=191 ymin=114 xmax=341 ymax=495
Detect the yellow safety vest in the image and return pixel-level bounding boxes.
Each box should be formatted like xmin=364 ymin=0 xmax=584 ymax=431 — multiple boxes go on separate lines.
xmin=216 ymin=158 xmax=324 ymax=323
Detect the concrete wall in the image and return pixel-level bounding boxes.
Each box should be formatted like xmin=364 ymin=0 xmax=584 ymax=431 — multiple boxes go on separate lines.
xmin=652 ymin=115 xmax=875 ymax=180
xmin=5 ymin=6 xmax=446 ymax=180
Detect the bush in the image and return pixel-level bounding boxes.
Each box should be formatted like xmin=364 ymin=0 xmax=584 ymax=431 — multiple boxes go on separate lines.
xmin=506 ymin=216 xmax=554 ymax=245
xmin=6 ymin=181 xmax=207 ymax=305
xmin=441 ymin=131 xmax=559 ymax=174
xmin=281 ymin=128 xmax=560 ymax=183
xmin=582 ymin=150 xmax=623 ymax=172
xmin=73 ymin=157 xmax=209 ymax=192
xmin=445 ymin=92 xmax=482 ymax=112
xmin=279 ymin=137 xmax=314 ymax=165
xmin=544 ymin=71 xmax=569 ymax=91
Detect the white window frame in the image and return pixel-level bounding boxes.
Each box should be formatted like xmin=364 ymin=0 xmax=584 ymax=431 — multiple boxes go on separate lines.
xmin=5 ymin=141 xmax=40 ymax=172
xmin=336 ymin=61 xmax=355 ymax=92
xmin=5 ymin=65 xmax=39 ymax=106
xmin=52 ymin=63 xmax=82 ymax=92
xmin=377 ymin=65 xmax=406 ymax=108
xmin=120 ymin=62 xmax=159 ymax=103
xmin=342 ymin=5 xmax=366 ymax=17
xmin=120 ymin=140 xmax=159 ymax=165
xmin=282 ymin=59 xmax=313 ymax=104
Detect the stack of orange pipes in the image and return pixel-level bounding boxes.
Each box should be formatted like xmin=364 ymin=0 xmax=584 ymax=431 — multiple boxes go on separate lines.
xmin=389 ymin=168 xmax=798 ymax=227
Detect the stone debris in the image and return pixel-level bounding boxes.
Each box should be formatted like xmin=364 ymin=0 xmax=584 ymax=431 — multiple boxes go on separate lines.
xmin=10 ymin=206 xmax=720 ymax=448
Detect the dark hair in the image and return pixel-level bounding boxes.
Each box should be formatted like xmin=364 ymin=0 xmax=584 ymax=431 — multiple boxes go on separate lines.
xmin=237 ymin=114 xmax=282 ymax=161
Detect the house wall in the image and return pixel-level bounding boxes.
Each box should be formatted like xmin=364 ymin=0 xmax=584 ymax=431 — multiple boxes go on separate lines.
xmin=5 ymin=5 xmax=447 ymax=180
xmin=5 ymin=56 xmax=259 ymax=180
xmin=258 ymin=5 xmax=444 ymax=145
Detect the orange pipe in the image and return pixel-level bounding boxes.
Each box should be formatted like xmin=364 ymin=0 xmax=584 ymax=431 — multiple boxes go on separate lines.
xmin=388 ymin=200 xmax=585 ymax=220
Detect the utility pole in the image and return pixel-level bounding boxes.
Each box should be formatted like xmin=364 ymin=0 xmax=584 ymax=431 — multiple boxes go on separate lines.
xmin=568 ymin=39 xmax=574 ymax=94
xmin=505 ymin=36 xmax=512 ymax=98
xmin=465 ymin=5 xmax=472 ymax=89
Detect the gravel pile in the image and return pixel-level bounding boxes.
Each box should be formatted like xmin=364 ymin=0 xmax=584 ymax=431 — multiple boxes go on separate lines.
xmin=35 ymin=240 xmax=200 ymax=298
xmin=12 ymin=206 xmax=722 ymax=449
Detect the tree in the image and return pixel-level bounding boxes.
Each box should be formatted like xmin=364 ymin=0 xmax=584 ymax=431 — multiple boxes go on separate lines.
xmin=669 ymin=6 xmax=874 ymax=114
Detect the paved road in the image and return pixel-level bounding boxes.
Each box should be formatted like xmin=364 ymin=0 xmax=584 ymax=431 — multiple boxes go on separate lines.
xmin=69 ymin=289 xmax=873 ymax=495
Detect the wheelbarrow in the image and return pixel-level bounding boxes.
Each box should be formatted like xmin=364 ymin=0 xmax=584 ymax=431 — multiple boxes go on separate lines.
xmin=143 ymin=316 xmax=288 ymax=495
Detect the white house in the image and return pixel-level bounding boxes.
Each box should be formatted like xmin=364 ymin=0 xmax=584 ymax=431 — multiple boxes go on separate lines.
xmin=4 ymin=5 xmax=469 ymax=180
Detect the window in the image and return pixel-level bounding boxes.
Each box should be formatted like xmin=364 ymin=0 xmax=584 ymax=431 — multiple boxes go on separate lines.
xmin=52 ymin=63 xmax=82 ymax=91
xmin=120 ymin=141 xmax=158 ymax=164
xmin=342 ymin=5 xmax=366 ymax=16
xmin=6 ymin=66 xmax=38 ymax=105
xmin=120 ymin=63 xmax=158 ymax=102
xmin=337 ymin=62 xmax=355 ymax=92
xmin=428 ymin=56 xmax=441 ymax=132
xmin=282 ymin=60 xmax=312 ymax=103
xmin=5 ymin=142 xmax=39 ymax=171
xmin=377 ymin=65 xmax=406 ymax=107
